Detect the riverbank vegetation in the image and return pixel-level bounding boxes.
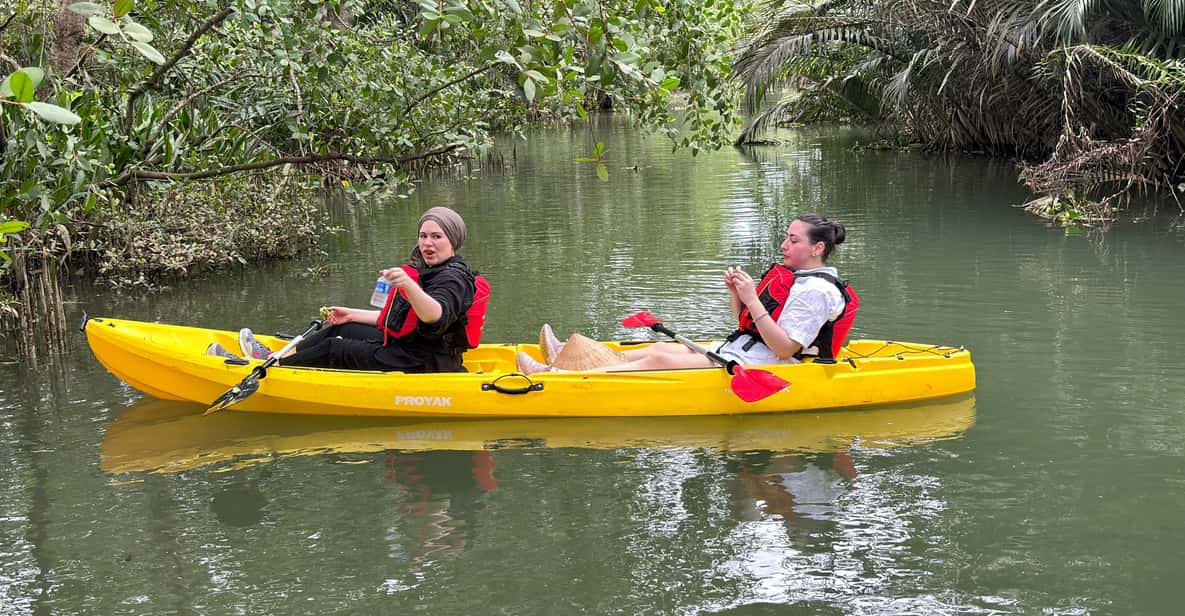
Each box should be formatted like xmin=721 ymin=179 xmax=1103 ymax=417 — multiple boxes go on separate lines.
xmin=8 ymin=0 xmax=1180 ymax=355
xmin=732 ymin=0 xmax=1185 ymax=222
xmin=1 ymin=0 xmax=744 ymax=353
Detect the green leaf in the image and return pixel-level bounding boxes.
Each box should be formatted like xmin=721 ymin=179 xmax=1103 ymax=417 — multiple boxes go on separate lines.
xmin=614 ymin=51 xmax=640 ymax=65
xmin=523 ymin=69 xmax=548 ymax=84
xmin=418 ymin=17 xmax=439 ymax=39
xmin=0 ymin=221 xmax=31 ymax=235
xmin=494 ymin=50 xmax=520 ymax=69
xmin=593 ymin=141 xmax=605 ymax=157
xmin=660 ymin=77 xmax=681 ymax=90
xmin=130 ymin=41 xmax=166 ymax=64
xmin=0 ymin=69 xmax=34 ymax=99
xmin=113 ymin=0 xmax=134 ymax=18
xmin=121 ymin=21 xmax=154 ymax=42
xmin=444 ymin=6 xmax=475 ymax=21
xmin=574 ymin=157 xmax=596 ymax=163
xmin=595 ymin=163 xmax=609 ymax=182
xmin=25 ymin=102 xmax=83 ymax=125
xmin=575 ymin=101 xmax=588 ymax=121
xmin=19 ymin=67 xmax=47 ymax=90
xmin=523 ymin=77 xmax=536 ymax=102
xmin=9 ymin=70 xmax=34 ymax=103
xmin=88 ymin=15 xmax=122 ymax=35
xmin=68 ymin=2 xmax=106 ymax=16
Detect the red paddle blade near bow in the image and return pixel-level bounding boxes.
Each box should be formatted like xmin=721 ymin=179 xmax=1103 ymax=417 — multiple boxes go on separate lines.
xmin=621 ymin=312 xmax=661 ymax=328
xmin=730 ymin=366 xmax=790 ymax=402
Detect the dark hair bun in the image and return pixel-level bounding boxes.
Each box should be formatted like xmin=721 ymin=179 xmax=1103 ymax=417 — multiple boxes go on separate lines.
xmin=832 ymin=223 xmax=846 ymax=246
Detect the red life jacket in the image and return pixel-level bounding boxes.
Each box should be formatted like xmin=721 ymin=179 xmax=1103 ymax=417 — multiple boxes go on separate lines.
xmin=377 ymin=263 xmax=490 ymax=349
xmin=731 ymin=264 xmax=859 ymax=361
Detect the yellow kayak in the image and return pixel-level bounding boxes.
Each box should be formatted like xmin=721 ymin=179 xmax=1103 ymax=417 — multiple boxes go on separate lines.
xmin=101 ymin=395 xmax=977 ymax=474
xmin=84 ymin=317 xmax=976 ymax=418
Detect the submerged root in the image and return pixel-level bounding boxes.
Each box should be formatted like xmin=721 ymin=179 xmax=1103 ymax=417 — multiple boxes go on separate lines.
xmin=1 ymin=175 xmax=327 ymax=357
xmin=0 ymin=235 xmax=69 ymax=361
xmin=1019 ymin=194 xmax=1117 ymax=227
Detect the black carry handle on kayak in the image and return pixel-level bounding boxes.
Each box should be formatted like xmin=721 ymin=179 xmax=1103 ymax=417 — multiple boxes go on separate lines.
xmin=482 ymin=373 xmax=545 ymax=395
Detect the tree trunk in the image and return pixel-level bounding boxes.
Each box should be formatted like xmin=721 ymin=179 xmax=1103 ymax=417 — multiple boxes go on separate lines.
xmin=50 ymin=0 xmax=85 ymax=77
xmin=317 ymin=4 xmax=354 ymax=29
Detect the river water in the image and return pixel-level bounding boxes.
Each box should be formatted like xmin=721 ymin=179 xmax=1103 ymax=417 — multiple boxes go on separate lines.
xmin=3 ymin=119 xmax=1185 ymax=614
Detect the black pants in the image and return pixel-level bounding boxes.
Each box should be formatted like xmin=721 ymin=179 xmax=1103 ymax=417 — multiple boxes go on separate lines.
xmin=282 ymin=323 xmax=390 ymax=370
xmin=281 ymin=323 xmax=460 ymax=372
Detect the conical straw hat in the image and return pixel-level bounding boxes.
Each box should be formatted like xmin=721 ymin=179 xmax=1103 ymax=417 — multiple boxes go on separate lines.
xmin=552 ymin=334 xmax=626 ymax=370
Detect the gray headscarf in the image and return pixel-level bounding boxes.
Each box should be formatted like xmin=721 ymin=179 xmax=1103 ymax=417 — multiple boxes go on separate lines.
xmin=408 ymin=206 xmax=466 ymax=268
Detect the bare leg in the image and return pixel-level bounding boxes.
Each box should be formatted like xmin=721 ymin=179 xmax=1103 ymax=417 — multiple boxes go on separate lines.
xmin=595 ymin=349 xmax=716 ymax=372
xmin=537 ymin=339 xmax=716 ymax=373
xmin=621 ymin=342 xmax=702 ymax=361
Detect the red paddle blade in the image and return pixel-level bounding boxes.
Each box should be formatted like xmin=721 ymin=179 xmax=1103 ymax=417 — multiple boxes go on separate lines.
xmin=621 ymin=311 xmax=662 ymax=328
xmin=729 ymin=366 xmax=790 ymax=402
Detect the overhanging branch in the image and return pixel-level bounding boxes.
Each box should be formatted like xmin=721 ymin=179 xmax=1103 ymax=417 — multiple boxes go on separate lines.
xmin=148 ymin=72 xmax=280 ymax=146
xmin=0 ymin=10 xmax=17 ymax=36
xmin=404 ymin=62 xmax=494 ymax=118
xmin=103 ymin=144 xmax=465 ymax=186
xmin=124 ymin=7 xmax=234 ymax=134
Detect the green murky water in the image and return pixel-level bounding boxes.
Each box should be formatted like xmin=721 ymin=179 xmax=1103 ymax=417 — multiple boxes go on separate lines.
xmin=3 ymin=119 xmax=1185 ymax=614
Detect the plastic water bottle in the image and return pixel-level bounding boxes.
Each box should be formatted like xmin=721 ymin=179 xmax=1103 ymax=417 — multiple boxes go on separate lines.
xmin=369 ymin=276 xmax=392 ymax=308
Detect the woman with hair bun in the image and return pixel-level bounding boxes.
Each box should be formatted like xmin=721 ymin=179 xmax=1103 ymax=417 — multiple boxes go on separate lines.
xmin=713 ymin=212 xmax=852 ymax=365
xmin=519 ymin=212 xmax=855 ymax=373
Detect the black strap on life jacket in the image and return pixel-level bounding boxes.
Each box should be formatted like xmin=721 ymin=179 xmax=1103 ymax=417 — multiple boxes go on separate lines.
xmin=793 ymin=271 xmax=852 ymax=361
xmin=724 ymin=271 xmax=852 ymax=359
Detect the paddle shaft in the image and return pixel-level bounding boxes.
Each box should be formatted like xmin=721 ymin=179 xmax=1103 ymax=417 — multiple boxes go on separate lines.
xmin=648 ymin=322 xmax=737 ymax=374
xmin=206 ymin=319 xmax=324 ymax=414
xmin=254 ymin=319 xmax=323 ymax=376
xmin=621 ymin=310 xmax=788 ymax=402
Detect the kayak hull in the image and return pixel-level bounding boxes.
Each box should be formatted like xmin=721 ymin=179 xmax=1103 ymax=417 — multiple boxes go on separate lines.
xmin=84 ymin=317 xmax=976 ymax=418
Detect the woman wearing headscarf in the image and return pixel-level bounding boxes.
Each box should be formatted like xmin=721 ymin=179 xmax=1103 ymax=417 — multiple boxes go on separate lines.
xmin=215 ymin=207 xmax=479 ymax=373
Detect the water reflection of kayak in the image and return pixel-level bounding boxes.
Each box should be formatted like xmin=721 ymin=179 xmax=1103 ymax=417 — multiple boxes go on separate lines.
xmin=84 ymin=317 xmax=976 ymax=418
xmin=100 ymin=394 xmax=976 ymax=474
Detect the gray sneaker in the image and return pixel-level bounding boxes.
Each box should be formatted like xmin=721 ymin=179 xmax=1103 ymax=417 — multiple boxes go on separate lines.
xmin=238 ymin=328 xmax=271 ymax=360
xmin=206 ymin=342 xmax=242 ymax=360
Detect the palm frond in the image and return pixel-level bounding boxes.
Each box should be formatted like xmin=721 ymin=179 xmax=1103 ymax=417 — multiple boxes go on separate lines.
xmin=1145 ymin=0 xmax=1185 ymax=36
xmin=734 ymin=19 xmax=903 ymax=112
xmin=1041 ymin=0 xmax=1097 ymax=41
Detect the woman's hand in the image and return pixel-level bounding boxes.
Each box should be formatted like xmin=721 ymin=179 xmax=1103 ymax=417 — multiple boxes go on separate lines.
xmin=323 ymin=306 xmax=353 ymax=325
xmin=724 ymin=266 xmax=740 ymax=290
xmin=379 ymin=266 xmax=420 ymax=292
xmin=731 ymin=268 xmax=758 ymax=304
